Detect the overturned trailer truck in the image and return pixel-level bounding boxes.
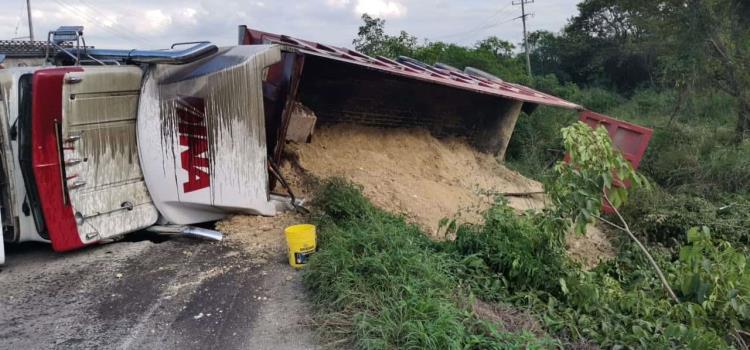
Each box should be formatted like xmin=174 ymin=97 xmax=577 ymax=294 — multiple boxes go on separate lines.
xmin=1 ymin=25 xmax=594 ymax=263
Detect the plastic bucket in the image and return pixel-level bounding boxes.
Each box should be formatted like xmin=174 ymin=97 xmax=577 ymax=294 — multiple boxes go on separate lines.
xmin=284 ymin=224 xmax=316 ymax=268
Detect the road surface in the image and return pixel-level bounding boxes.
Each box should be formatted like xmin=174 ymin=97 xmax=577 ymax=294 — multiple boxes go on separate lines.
xmin=0 ymin=232 xmax=319 ymax=350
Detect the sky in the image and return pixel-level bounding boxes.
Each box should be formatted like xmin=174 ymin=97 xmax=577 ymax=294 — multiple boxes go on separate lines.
xmin=0 ymin=0 xmax=581 ymax=51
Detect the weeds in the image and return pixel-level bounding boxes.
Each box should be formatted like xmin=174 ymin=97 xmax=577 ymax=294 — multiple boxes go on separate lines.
xmin=305 ymin=179 xmax=748 ymax=349
xmin=445 ymin=201 xmax=738 ymax=349
xmin=507 ymin=81 xmax=750 ymax=198
xmin=620 ymin=188 xmax=750 ymax=248
xmin=303 ymin=179 xmax=558 ymax=349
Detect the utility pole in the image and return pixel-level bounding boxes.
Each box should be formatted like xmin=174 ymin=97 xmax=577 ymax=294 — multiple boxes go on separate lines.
xmin=26 ymin=0 xmax=35 ymax=41
xmin=512 ymin=0 xmax=533 ymax=77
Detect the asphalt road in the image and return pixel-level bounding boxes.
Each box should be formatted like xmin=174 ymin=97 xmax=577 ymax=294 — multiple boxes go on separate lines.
xmin=0 ymin=233 xmax=319 ymax=350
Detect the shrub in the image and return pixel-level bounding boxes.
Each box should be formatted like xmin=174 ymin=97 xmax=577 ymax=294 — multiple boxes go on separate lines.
xmin=640 ymin=124 xmax=750 ymax=196
xmin=620 ymin=188 xmax=750 ymax=248
xmin=307 ymin=179 xmax=749 ymax=349
xmin=450 ymin=203 xmax=569 ymax=294
xmin=444 ymin=202 xmax=735 ymax=349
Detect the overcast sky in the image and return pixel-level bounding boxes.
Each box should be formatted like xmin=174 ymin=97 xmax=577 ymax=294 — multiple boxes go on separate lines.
xmin=1 ymin=0 xmax=580 ymax=51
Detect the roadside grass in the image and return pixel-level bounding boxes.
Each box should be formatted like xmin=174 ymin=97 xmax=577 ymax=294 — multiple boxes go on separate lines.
xmin=304 ymin=179 xmax=746 ymax=349
xmin=302 ymin=178 xmax=559 ymax=350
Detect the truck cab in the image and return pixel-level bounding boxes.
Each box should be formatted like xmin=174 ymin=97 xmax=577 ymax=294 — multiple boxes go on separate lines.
xmin=1 ymin=28 xmax=286 ymax=262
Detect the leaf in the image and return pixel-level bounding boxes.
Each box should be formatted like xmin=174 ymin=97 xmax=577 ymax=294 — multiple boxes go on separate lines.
xmin=560 ymin=278 xmax=569 ymax=295
xmin=687 ymin=227 xmax=701 ymax=243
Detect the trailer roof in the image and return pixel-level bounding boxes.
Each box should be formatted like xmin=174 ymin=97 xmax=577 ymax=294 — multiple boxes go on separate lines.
xmin=240 ymin=26 xmax=582 ymax=111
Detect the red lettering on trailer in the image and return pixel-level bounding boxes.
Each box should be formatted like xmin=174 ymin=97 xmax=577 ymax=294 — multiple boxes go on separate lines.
xmin=175 ymin=96 xmax=210 ymax=193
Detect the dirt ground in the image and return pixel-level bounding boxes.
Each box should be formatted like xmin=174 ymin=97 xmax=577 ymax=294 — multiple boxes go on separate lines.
xmin=280 ymin=124 xmax=615 ymax=268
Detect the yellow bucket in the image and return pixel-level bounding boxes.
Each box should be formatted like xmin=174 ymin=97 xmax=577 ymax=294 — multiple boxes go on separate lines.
xmin=284 ymin=224 xmax=317 ymax=268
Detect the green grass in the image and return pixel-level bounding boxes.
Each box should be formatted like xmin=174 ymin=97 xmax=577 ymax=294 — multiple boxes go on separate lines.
xmin=302 ymin=179 xmax=559 ymax=350
xmin=304 ymin=179 xmax=746 ymax=349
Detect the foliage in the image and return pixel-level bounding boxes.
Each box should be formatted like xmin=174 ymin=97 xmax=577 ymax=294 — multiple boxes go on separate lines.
xmin=676 ymin=227 xmax=750 ymax=333
xmin=353 ymin=14 xmax=418 ymax=58
xmin=640 ymin=125 xmax=750 ymax=196
xmin=547 ymin=122 xmax=648 ymax=233
xmin=352 ymin=14 xmax=528 ymax=83
xmin=449 ymin=203 xmax=569 ymax=294
xmin=620 ymin=188 xmax=750 ymax=248
xmin=444 ymin=202 xmax=739 ymax=348
xmin=304 ymin=179 xmax=559 ymax=349
xmin=306 ymin=178 xmax=750 ymax=349
xmin=507 ymin=82 xmax=750 ymax=198
xmin=527 ymin=0 xmax=750 ymax=139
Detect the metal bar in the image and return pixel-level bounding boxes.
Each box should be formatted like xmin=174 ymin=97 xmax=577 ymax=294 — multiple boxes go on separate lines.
xmin=26 ymin=0 xmax=34 ymax=42
xmin=53 ymin=119 xmax=69 ymax=205
xmin=272 ymin=53 xmax=305 ymax=164
xmin=70 ymin=42 xmax=218 ymax=65
xmin=147 ymin=225 xmax=224 ymax=241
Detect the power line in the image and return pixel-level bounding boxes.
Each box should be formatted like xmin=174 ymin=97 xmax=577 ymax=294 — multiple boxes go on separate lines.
xmin=74 ymin=0 xmax=150 ymax=43
xmin=50 ymin=0 xmax=149 ymax=46
xmin=513 ymin=0 xmax=534 ymax=77
xmin=432 ymin=4 xmax=515 ymax=41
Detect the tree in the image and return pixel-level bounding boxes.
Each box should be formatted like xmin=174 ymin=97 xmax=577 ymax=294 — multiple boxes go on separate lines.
xmin=351 ymin=14 xmax=527 ymax=83
xmin=686 ymin=0 xmax=750 ymax=141
xmin=352 ymin=14 xmax=417 ymax=58
xmin=352 ymin=14 xmax=386 ymax=56
xmin=548 ymin=122 xmax=679 ymax=303
xmin=475 ymin=36 xmax=515 ymax=58
xmin=631 ymin=0 xmax=750 ymax=141
xmin=555 ymin=0 xmax=659 ymax=91
xmin=527 ymin=30 xmax=569 ymax=81
xmin=532 ymin=0 xmax=750 ymax=139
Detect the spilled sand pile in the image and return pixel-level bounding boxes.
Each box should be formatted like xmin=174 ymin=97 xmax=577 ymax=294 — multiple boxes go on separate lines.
xmin=288 ymin=124 xmax=545 ymax=235
xmin=567 ymin=225 xmax=615 ymax=269
xmin=217 ymin=124 xmax=614 ymax=269
xmin=288 ymin=124 xmax=614 ymax=268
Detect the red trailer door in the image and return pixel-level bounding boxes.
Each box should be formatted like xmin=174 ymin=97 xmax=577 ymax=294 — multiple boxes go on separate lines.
xmin=579 ymin=110 xmax=653 ymax=169
xmin=578 ymin=110 xmax=653 ymax=212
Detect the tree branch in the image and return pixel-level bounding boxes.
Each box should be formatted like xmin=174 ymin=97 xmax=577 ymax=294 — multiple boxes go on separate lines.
xmin=709 ymin=38 xmax=733 ymax=65
xmin=593 ymin=214 xmax=626 ymax=232
xmin=602 ymin=192 xmax=681 ymax=303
